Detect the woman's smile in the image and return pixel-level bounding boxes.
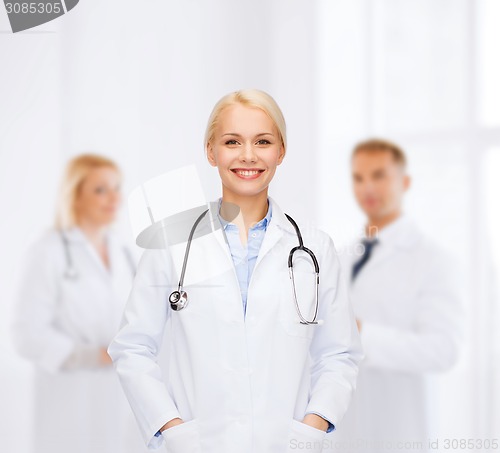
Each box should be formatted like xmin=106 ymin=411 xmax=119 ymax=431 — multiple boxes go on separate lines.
xmin=231 ymin=168 xmax=265 ymax=179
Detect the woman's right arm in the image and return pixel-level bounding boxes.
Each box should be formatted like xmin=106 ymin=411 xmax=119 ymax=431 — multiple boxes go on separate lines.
xmin=108 ymin=247 xmax=180 ymax=450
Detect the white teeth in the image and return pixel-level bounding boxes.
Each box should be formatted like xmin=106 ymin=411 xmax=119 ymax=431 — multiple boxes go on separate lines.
xmin=236 ymin=170 xmax=260 ymax=176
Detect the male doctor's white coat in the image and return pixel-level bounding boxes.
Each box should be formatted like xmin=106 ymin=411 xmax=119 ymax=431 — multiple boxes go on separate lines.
xmin=108 ymin=198 xmax=363 ymax=453
xmin=332 ymin=215 xmax=464 ymax=452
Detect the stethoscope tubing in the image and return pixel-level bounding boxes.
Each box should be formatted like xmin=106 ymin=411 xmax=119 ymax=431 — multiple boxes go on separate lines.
xmin=59 ymin=229 xmax=136 ymax=280
xmin=176 ymin=209 xmax=209 ymax=292
xmin=170 ymin=208 xmax=321 ymax=325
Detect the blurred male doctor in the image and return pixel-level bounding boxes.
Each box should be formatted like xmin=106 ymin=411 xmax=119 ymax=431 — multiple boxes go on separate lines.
xmin=332 ymin=139 xmax=464 ymax=452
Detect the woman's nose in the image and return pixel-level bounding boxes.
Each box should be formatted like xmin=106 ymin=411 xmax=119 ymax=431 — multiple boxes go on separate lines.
xmin=240 ymin=143 xmax=257 ymax=162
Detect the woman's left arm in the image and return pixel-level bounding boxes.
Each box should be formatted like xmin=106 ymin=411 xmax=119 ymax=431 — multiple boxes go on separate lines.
xmin=305 ymin=235 xmax=364 ymax=431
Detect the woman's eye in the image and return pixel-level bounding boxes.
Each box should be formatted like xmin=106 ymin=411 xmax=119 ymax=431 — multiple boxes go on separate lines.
xmin=95 ymin=187 xmax=107 ymax=194
xmin=256 ymin=139 xmax=271 ymax=145
xmin=225 ymin=140 xmax=239 ymax=145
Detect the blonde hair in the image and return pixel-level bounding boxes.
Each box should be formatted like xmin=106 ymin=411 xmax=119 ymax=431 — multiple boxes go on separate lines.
xmin=55 ymin=153 xmax=120 ymax=229
xmin=204 ymin=89 xmax=287 ymax=151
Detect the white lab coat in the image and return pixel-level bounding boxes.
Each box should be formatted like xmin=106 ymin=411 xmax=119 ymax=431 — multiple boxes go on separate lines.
xmin=108 ymin=197 xmax=363 ymax=453
xmin=12 ymin=227 xmax=148 ymax=453
xmin=330 ymin=215 xmax=463 ymax=453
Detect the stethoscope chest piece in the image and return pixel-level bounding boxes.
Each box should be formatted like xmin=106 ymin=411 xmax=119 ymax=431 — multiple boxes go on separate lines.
xmin=169 ymin=290 xmax=188 ymax=311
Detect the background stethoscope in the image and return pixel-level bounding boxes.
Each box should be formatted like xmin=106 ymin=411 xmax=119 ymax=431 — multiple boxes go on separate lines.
xmin=168 ymin=209 xmax=321 ymax=325
xmin=59 ymin=230 xmax=136 ymax=280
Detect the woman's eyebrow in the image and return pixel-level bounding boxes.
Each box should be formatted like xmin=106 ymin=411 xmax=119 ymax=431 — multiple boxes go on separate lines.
xmin=222 ymin=132 xmax=275 ymax=137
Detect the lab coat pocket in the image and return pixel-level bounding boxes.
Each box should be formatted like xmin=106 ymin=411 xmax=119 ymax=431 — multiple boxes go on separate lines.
xmin=279 ymin=269 xmax=317 ymax=339
xmin=287 ymin=419 xmax=326 ymax=453
xmin=162 ymin=419 xmax=201 ymax=453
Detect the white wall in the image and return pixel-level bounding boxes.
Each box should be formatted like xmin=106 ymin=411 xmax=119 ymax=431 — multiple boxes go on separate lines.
xmin=0 ymin=9 xmax=63 ymax=452
xmin=57 ymin=0 xmax=319 ymax=218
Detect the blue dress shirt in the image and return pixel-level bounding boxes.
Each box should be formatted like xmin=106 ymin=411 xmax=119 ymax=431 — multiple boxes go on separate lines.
xmin=217 ymin=197 xmax=272 ymax=316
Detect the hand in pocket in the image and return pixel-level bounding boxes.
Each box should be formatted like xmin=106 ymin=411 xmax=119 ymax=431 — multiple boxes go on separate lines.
xmin=287 ymin=419 xmax=326 ymax=453
xmin=163 ymin=419 xmax=201 ymax=453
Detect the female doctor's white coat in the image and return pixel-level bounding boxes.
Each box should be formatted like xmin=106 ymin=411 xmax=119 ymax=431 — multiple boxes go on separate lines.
xmin=12 ymin=227 xmax=148 ymax=453
xmin=108 ymin=197 xmax=363 ymax=453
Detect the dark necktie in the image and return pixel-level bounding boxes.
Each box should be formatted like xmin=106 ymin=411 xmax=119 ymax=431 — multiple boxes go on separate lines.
xmin=351 ymin=238 xmax=379 ymax=281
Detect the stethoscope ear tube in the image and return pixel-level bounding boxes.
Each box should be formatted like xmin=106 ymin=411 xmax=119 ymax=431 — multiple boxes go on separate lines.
xmin=168 ymin=208 xmax=321 ymax=325
xmin=288 ymin=246 xmax=319 ymax=276
xmin=285 ymin=214 xmax=321 ymax=325
xmin=60 ymin=230 xmax=78 ymax=280
xmin=168 ymin=209 xmax=210 ymax=311
xmin=288 ymin=266 xmax=321 ymax=325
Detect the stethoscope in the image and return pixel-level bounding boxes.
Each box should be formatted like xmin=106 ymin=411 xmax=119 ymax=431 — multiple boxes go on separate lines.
xmin=168 ymin=209 xmax=321 ymax=325
xmin=59 ymin=230 xmax=136 ymax=280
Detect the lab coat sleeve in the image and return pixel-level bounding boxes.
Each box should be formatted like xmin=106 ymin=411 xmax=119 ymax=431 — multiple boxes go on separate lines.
xmin=108 ymin=247 xmax=179 ymax=450
xmin=11 ymin=237 xmax=75 ymax=373
xmin=305 ymin=236 xmax=364 ymax=428
xmin=360 ymin=248 xmax=464 ymax=373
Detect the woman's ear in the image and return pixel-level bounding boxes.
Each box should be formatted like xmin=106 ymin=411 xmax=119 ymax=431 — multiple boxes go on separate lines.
xmin=206 ymin=143 xmax=217 ymax=167
xmin=277 ymin=145 xmax=286 ymax=165
xmin=403 ymin=174 xmax=411 ymax=192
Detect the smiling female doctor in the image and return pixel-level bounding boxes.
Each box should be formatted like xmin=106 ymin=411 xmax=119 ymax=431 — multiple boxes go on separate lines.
xmin=108 ymin=89 xmax=362 ymax=453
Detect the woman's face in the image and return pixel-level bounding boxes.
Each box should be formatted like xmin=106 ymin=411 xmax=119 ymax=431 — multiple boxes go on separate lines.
xmin=75 ymin=166 xmax=122 ymax=227
xmin=207 ymin=104 xmax=285 ymax=200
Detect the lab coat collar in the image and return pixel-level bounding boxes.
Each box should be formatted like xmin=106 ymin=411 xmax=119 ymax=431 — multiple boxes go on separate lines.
xmin=208 ymin=196 xmax=296 ymax=235
xmin=250 ymin=197 xmax=297 ymax=270
xmin=351 ymin=214 xmax=422 ymax=283
xmin=61 ymin=225 xmax=115 ymax=244
xmin=61 ymin=226 xmax=87 ymax=243
xmin=366 ymin=214 xmax=420 ymax=250
xmin=60 ymin=225 xmax=119 ymax=278
xmin=267 ymin=196 xmax=298 ymax=234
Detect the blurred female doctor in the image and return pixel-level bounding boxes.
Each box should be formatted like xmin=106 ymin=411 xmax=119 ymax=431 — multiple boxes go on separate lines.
xmin=12 ymin=154 xmax=145 ymax=453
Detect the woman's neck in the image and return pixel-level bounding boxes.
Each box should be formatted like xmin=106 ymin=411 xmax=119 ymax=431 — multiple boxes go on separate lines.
xmin=76 ymin=219 xmax=108 ymax=247
xmin=77 ymin=219 xmax=111 ymax=269
xmin=220 ymin=189 xmax=269 ymax=236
